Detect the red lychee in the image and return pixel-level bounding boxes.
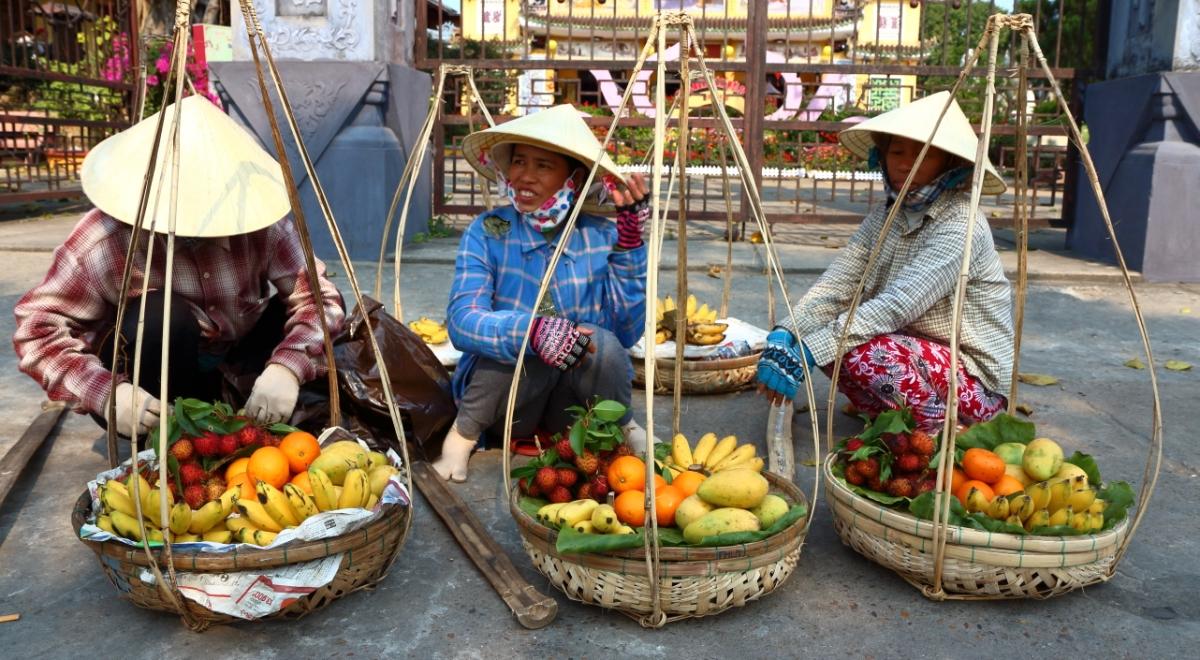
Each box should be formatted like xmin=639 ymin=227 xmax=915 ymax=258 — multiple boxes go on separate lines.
xmin=575 ymin=483 xmax=595 ymax=501
xmin=556 ymin=468 xmax=579 ymax=488
xmin=183 ymin=484 xmax=207 ymax=508
xmin=555 ymin=438 xmax=576 ymax=462
xmin=204 ymin=478 xmax=226 ymax=502
xmin=613 ymin=444 xmax=634 ymax=458
xmin=844 ymin=462 xmax=866 ymax=486
xmin=867 ymin=476 xmax=885 ymax=493
xmin=547 ymin=486 xmax=572 ymax=504
xmin=169 ymin=438 xmax=194 ymax=463
xmin=845 ymin=438 xmax=864 ymax=452
xmin=886 ymin=478 xmax=915 ymax=498
xmin=886 ymin=433 xmax=911 ymax=455
xmin=589 ymin=474 xmax=609 ymax=497
xmin=236 ymin=424 xmax=260 ymax=448
xmin=180 ymin=462 xmax=206 ymax=486
xmin=916 ymin=479 xmax=937 ymax=495
xmin=574 ymin=450 xmax=599 ymax=475
xmin=534 ymin=466 xmax=559 ymax=491
xmin=218 ymin=434 xmax=239 ymax=456
xmin=896 ymin=452 xmax=923 ymax=473
xmin=857 ymin=457 xmax=880 ymax=479
xmin=193 ymin=432 xmax=220 ymax=457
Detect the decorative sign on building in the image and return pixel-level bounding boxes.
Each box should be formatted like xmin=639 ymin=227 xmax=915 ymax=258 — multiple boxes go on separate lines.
xmin=867 ymin=75 xmax=903 ymax=112
xmin=232 ymin=0 xmax=374 ymax=61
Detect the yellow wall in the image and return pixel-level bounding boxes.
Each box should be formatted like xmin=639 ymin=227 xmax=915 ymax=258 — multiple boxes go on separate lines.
xmin=461 ymin=0 xmax=523 ymax=41
xmin=857 ymin=1 xmax=922 ymax=48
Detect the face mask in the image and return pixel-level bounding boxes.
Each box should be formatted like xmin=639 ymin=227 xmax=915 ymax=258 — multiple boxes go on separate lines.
xmin=500 ymin=171 xmax=579 ymax=234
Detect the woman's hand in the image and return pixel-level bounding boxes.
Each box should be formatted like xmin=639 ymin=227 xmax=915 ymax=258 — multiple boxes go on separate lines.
xmin=609 ymin=173 xmax=648 ymax=207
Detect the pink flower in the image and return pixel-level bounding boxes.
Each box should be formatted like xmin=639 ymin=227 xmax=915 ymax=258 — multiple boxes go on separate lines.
xmin=147 ymin=74 xmax=159 ymax=86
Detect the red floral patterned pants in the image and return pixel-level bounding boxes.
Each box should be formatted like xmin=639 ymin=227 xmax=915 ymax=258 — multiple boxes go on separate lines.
xmin=822 ymin=333 xmax=1007 ymax=432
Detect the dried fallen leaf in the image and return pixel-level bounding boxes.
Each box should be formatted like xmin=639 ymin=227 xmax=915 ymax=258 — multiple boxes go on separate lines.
xmin=1015 ymin=403 xmax=1034 ymax=416
xmin=748 ymin=230 xmax=764 ymax=244
xmin=800 ymin=459 xmax=818 ymax=467
xmin=1124 ymin=357 xmax=1146 ymax=370
xmin=1165 ymin=360 xmax=1192 ymax=372
xmin=1181 ymin=307 xmax=1192 ymax=315
xmin=706 ymin=264 xmax=723 ymax=279
xmin=1018 ymin=373 xmax=1060 ymax=386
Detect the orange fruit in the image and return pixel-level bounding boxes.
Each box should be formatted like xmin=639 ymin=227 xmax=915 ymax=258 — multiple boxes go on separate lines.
xmin=951 ymin=466 xmax=969 ymax=494
xmin=954 ymin=479 xmax=995 ymax=507
xmin=224 ymin=457 xmax=250 ymax=483
xmin=614 ymin=490 xmax=645 ymax=527
xmin=961 ymin=448 xmax=1006 ymax=484
xmin=247 ymin=446 xmax=290 ymax=489
xmin=671 ymin=471 xmax=706 ymax=497
xmin=607 ymin=456 xmax=646 ymax=494
xmin=990 ymin=474 xmax=1025 ymax=498
xmin=653 ymin=474 xmax=667 ymax=490
xmin=289 ymin=470 xmax=314 ymax=496
xmin=227 ymin=472 xmax=255 ymax=500
xmin=279 ymin=431 xmax=321 ymax=474
xmin=653 ymin=484 xmax=686 ymax=527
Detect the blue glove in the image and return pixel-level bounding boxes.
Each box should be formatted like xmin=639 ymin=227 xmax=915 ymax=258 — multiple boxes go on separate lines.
xmin=756 ymin=328 xmax=817 ymax=400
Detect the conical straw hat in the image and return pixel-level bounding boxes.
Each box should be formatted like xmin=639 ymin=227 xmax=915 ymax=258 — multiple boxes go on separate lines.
xmin=839 ymin=91 xmax=1007 ymax=195
xmin=81 ymin=95 xmax=291 ymax=238
xmin=461 ymin=104 xmax=627 ymax=212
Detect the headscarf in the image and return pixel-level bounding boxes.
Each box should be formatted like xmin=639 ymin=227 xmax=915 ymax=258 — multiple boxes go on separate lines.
xmin=869 ymin=146 xmax=971 ymax=214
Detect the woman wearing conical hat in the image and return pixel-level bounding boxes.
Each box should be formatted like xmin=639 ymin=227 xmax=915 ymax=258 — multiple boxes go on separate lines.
xmin=756 ymin=92 xmax=1014 ymax=432
xmin=13 ymin=96 xmax=346 ymax=437
xmin=433 ymin=105 xmax=650 ymax=482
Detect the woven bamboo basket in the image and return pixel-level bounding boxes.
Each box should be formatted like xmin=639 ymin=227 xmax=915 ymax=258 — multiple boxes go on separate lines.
xmin=823 ymin=456 xmax=1130 ymax=599
xmin=72 ymin=489 xmax=410 ymax=626
xmin=510 ymin=472 xmax=809 ymax=621
xmin=631 ymin=352 xmax=760 ymax=394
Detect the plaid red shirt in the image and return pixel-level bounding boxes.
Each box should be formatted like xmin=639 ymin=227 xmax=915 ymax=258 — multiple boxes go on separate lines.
xmin=13 ymin=209 xmax=345 ymax=414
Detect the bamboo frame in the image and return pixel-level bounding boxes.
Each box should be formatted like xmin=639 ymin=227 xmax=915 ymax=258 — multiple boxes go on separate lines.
xmin=826 ymin=14 xmax=1163 ymax=600
xmin=499 ymin=12 xmax=821 ymax=627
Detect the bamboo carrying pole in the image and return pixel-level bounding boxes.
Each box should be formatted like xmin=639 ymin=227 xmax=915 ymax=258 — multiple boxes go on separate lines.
xmin=500 ymin=11 xmax=821 ymax=627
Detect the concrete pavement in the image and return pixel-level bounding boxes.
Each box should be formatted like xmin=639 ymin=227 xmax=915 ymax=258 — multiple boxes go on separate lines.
xmin=0 ymin=213 xmax=1196 ymax=657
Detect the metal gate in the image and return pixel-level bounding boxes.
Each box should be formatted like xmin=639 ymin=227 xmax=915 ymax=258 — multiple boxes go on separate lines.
xmin=1 ymin=0 xmax=138 ymax=203
xmin=417 ymin=1 xmax=1104 ymax=230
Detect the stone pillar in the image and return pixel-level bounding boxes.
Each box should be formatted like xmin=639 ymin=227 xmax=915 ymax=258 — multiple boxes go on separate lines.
xmin=210 ymin=1 xmax=431 ymax=262
xmin=1068 ymin=0 xmax=1200 ymax=281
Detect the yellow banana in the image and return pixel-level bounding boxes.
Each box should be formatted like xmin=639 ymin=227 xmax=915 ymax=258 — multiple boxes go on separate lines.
xmin=173 ymin=533 xmax=201 ymax=543
xmin=1024 ymin=509 xmax=1050 ymax=532
xmin=1087 ymin=512 xmax=1105 ymax=532
xmin=591 ymin=504 xmax=618 ymax=533
xmin=124 ymin=473 xmax=152 ymax=504
xmin=711 ymin=444 xmax=756 ymax=472
xmin=366 ymin=451 xmax=388 ymax=470
xmin=687 ymin=332 xmax=724 ymax=345
xmin=1004 ymin=514 xmax=1024 ymax=527
xmin=256 ymin=481 xmax=300 ymax=528
xmin=691 ymin=322 xmax=729 ymax=335
xmin=614 ymin=524 xmax=636 ymax=535
xmin=309 ymin=468 xmax=338 ymax=512
xmin=284 ymin=483 xmax=320 ymax=522
xmin=1066 ymin=487 xmax=1097 ymax=513
xmin=572 ymin=520 xmax=596 ymax=534
xmin=743 ymin=457 xmax=765 ymax=473
xmin=233 ymin=527 xmax=277 ymax=546
xmin=146 ymin=529 xmax=165 ymax=544
xmin=1070 ymin=511 xmax=1089 ymax=532
xmin=654 ymin=330 xmax=669 ymax=345
xmin=555 ymin=499 xmax=599 ymax=527
xmin=686 ymin=294 xmax=697 ymax=320
xmin=235 ymin=498 xmax=283 ymax=533
xmin=663 ymin=295 xmax=675 ymax=312
xmin=691 ymin=433 xmax=718 ymax=466
xmin=105 ymin=479 xmax=131 ymax=499
xmin=537 ymin=502 xmax=567 ymax=526
xmin=339 ymin=468 xmax=370 ymax=509
xmin=704 ymin=436 xmax=739 ymax=469
xmin=1047 ymin=480 xmax=1073 ymax=512
xmin=218 ymin=487 xmax=239 ymax=518
xmin=1008 ymin=494 xmax=1036 ymax=521
xmin=987 ymin=496 xmax=1010 ymax=520
xmin=140 ymin=487 xmax=172 ymax=524
xmin=225 ymin=516 xmax=257 ymax=535
xmin=965 ymin=487 xmax=991 ymax=514
xmin=188 ymin=500 xmax=226 ymax=534
xmin=671 ymin=434 xmax=693 ymax=470
xmin=1087 ymin=499 xmax=1107 ymax=515
xmin=1047 ymin=505 xmax=1073 ymax=528
xmin=109 ymin=510 xmax=144 ymax=541
xmin=202 ymin=530 xmax=233 ymax=544
xmin=695 ymin=303 xmax=710 ymax=324
xmin=100 ymin=484 xmax=138 ymax=517
xmin=96 ymin=515 xmax=116 ymax=535
xmin=1026 ymin=481 xmax=1052 ymax=510
xmin=366 ymin=493 xmax=379 ymax=509
xmin=168 ymin=502 xmax=192 ymax=535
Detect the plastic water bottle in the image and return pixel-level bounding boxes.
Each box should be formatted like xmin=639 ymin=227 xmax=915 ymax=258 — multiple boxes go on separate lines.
xmin=766 ymin=400 xmax=795 ymax=480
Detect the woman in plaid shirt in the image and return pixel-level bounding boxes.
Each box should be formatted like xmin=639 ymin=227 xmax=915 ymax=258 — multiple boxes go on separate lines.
xmin=757 ymin=92 xmax=1014 ymax=432
xmin=12 ymin=97 xmax=345 ymax=437
xmin=433 ymin=105 xmax=650 ymax=482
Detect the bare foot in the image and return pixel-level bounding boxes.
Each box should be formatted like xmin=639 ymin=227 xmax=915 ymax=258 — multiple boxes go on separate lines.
xmin=432 ymin=427 xmax=478 ymax=482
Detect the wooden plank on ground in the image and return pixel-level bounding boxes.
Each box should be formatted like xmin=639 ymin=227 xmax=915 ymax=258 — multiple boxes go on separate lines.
xmin=0 ymin=402 xmax=66 ymax=511
xmin=411 ymin=460 xmax=557 ymax=629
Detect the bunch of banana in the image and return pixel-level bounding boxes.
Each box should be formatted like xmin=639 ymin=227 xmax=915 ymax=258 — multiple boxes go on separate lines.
xmin=535 ymin=500 xmax=636 ymax=535
xmin=95 ymin=477 xmax=239 ymax=544
xmin=666 ymin=433 xmax=764 ymax=475
xmin=972 ymin=475 xmax=1106 ymax=533
xmin=409 ymin=317 xmax=449 ymax=345
xmin=654 ymin=295 xmax=728 ymax=345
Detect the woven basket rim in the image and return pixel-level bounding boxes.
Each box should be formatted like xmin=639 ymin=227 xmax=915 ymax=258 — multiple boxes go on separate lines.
xmin=510 ymin=470 xmax=809 ymax=566
xmin=821 ymin=454 xmax=1129 ymax=554
xmin=631 ymin=350 xmax=762 ymax=372
xmin=72 ymin=488 xmax=410 ymax=572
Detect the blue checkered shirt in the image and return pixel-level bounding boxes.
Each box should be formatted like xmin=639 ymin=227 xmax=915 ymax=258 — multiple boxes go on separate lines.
xmin=447 ymin=206 xmax=647 ymax=400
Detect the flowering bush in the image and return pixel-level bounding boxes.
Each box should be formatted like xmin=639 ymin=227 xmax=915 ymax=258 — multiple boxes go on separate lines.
xmin=142 ymin=37 xmax=222 ymax=113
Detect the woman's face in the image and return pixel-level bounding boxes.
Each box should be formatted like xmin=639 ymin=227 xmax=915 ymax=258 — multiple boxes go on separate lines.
xmin=884 ymin=136 xmax=952 ymax=190
xmin=506 ymin=144 xmax=575 ymax=213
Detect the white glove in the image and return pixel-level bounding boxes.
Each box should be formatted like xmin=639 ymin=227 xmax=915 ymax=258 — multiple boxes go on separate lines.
xmin=245 ymin=363 xmax=301 ymax=425
xmin=107 ymin=383 xmax=162 ymax=437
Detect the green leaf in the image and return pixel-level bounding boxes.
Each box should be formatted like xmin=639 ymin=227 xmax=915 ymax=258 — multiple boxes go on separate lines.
xmin=655 ymin=527 xmax=686 ymax=545
xmin=517 ymin=495 xmax=547 ymax=519
xmin=510 ymin=464 xmax=538 ymax=480
xmin=858 ymin=409 xmax=913 ymax=442
xmin=1099 ymin=481 xmax=1134 ymax=530
xmin=840 ymin=476 xmax=908 ymax=506
xmin=591 ymin=399 xmax=627 ymax=422
xmin=1065 ymin=451 xmax=1102 ymax=486
xmin=1165 ymin=360 xmax=1192 ymax=372
xmin=653 ymin=442 xmax=671 ymax=462
xmin=955 ymin=413 xmax=1035 ymax=450
xmin=267 ymin=422 xmax=298 ymax=434
xmin=555 ymin=526 xmax=645 ymax=554
xmin=1018 ymin=372 xmax=1060 ymax=386
xmin=849 ymin=444 xmax=885 ymax=461
xmin=175 ymin=411 xmax=203 ymax=438
xmin=1124 ymin=357 xmax=1146 ymax=370
xmin=909 ymin=491 xmax=969 ymax=526
xmin=569 ymin=421 xmax=586 ymax=457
